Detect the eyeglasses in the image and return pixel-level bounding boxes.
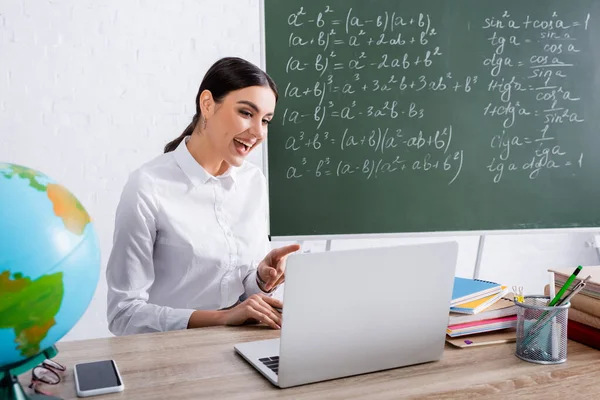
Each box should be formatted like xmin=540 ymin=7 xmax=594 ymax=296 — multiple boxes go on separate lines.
xmin=29 ymin=359 xmax=66 ymax=396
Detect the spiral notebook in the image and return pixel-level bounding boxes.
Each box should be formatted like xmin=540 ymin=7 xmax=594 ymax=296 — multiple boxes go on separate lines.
xmin=450 ymin=286 xmax=510 ymax=314
xmin=451 ymin=277 xmax=503 ymax=306
xmin=448 ymin=297 xmax=517 ymax=325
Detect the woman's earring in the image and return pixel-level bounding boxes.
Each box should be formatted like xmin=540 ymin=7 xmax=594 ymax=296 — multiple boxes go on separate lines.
xmin=203 ymin=117 xmax=207 ymax=130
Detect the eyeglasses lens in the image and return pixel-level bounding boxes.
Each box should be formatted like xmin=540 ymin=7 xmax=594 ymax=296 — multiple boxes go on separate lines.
xmin=33 ymin=367 xmax=60 ymax=384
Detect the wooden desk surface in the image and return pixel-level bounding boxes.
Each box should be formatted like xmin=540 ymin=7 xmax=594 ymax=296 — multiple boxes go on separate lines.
xmin=20 ymin=326 xmax=600 ymax=399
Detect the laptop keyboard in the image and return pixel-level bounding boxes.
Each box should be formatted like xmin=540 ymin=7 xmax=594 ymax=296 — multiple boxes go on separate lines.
xmin=259 ymin=356 xmax=279 ymax=375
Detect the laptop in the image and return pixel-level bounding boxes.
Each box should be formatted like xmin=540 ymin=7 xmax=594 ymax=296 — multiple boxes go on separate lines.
xmin=234 ymin=241 xmax=458 ymax=388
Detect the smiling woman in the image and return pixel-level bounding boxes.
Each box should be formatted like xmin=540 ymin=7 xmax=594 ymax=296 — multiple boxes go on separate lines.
xmin=164 ymin=57 xmax=277 ymax=172
xmin=105 ymin=57 xmax=300 ymax=336
xmin=186 ymin=85 xmax=276 ymax=175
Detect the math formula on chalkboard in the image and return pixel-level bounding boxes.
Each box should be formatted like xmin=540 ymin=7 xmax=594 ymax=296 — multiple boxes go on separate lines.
xmin=264 ymin=0 xmax=600 ymax=236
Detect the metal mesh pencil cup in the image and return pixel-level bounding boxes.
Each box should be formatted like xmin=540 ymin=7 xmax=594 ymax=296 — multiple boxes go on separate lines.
xmin=515 ymin=295 xmax=570 ymax=364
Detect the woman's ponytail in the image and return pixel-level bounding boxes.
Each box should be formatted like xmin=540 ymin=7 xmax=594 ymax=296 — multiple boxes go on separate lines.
xmin=164 ymin=114 xmax=199 ymax=153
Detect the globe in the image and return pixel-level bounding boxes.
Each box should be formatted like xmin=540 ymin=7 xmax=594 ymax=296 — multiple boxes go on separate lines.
xmin=0 ymin=163 xmax=100 ymax=370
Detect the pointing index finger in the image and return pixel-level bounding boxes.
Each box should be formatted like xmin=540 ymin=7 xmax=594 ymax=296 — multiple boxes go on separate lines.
xmin=271 ymin=244 xmax=301 ymax=261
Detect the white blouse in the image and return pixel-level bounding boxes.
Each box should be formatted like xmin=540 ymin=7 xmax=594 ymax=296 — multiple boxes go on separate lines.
xmin=106 ymin=137 xmax=271 ymax=336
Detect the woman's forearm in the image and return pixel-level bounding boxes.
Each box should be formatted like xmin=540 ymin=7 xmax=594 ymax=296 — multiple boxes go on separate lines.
xmin=187 ymin=309 xmax=228 ymax=329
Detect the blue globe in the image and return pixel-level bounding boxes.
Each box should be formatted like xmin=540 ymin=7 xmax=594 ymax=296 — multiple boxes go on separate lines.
xmin=0 ymin=163 xmax=100 ymax=368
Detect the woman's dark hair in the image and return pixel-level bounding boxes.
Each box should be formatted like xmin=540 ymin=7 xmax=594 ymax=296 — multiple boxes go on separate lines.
xmin=164 ymin=57 xmax=279 ymax=153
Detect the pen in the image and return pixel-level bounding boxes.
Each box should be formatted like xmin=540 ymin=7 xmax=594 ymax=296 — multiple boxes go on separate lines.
xmin=522 ymin=280 xmax=588 ymax=347
xmin=548 ymin=265 xmax=582 ymax=306
xmin=531 ymin=281 xmax=587 ymax=334
xmin=557 ymin=275 xmax=591 ymax=306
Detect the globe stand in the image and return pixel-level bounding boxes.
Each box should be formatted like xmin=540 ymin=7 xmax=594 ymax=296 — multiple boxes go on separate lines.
xmin=0 ymin=346 xmax=62 ymax=400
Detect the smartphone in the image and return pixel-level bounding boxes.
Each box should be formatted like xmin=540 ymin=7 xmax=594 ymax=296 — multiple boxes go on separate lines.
xmin=73 ymin=360 xmax=124 ymax=397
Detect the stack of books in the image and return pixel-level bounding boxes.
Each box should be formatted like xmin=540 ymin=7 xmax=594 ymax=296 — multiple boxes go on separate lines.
xmin=446 ymin=277 xmax=518 ymax=348
xmin=546 ymin=266 xmax=600 ymax=350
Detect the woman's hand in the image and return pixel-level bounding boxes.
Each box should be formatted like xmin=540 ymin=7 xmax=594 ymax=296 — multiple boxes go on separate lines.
xmin=257 ymin=244 xmax=301 ymax=292
xmin=222 ymin=294 xmax=283 ymax=329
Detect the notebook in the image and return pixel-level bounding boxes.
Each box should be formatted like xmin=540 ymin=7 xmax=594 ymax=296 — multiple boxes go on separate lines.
xmin=451 ymin=277 xmax=503 ymax=306
xmin=446 ymin=329 xmax=516 ymax=348
xmin=450 ymin=286 xmax=510 ymax=314
xmin=446 ymin=315 xmax=517 ymax=337
xmin=448 ymin=297 xmax=517 ymax=325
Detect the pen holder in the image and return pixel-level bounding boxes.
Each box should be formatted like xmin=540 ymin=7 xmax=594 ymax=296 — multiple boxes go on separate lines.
xmin=515 ymin=295 xmax=570 ymax=364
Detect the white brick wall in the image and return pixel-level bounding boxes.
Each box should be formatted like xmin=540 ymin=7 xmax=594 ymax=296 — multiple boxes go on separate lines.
xmin=0 ymin=0 xmax=265 ymax=341
xmin=1 ymin=0 xmax=598 ymax=342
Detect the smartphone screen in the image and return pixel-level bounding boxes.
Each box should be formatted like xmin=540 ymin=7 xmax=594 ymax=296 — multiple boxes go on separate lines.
xmin=75 ymin=360 xmax=122 ymax=392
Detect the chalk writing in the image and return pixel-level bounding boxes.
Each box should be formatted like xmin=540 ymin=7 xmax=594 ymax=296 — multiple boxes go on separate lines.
xmin=271 ymin=4 xmax=593 ymax=187
xmin=483 ymin=10 xmax=588 ymax=183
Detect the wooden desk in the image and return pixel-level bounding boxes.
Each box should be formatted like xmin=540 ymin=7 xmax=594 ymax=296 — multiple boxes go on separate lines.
xmin=20 ymin=326 xmax=600 ymax=399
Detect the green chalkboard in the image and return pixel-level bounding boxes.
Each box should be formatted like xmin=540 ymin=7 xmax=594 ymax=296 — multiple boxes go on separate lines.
xmin=263 ymin=0 xmax=600 ymax=237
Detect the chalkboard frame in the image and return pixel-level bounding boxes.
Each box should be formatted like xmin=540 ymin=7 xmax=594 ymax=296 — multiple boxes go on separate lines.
xmin=257 ymin=0 xmax=600 ymax=241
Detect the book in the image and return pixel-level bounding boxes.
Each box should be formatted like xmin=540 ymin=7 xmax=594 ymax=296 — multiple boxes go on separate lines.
xmin=450 ymin=286 xmax=510 ymax=314
xmin=550 ymin=266 xmax=600 ymax=299
xmin=569 ymin=308 xmax=600 ymax=330
xmin=544 ymin=284 xmax=600 ymax=319
xmin=567 ymin=319 xmax=600 ymax=350
xmin=450 ymin=277 xmax=503 ymax=306
xmin=446 ymin=315 xmax=517 ymax=337
xmin=448 ymin=297 xmax=517 ymax=325
xmin=446 ymin=329 xmax=516 ymax=348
